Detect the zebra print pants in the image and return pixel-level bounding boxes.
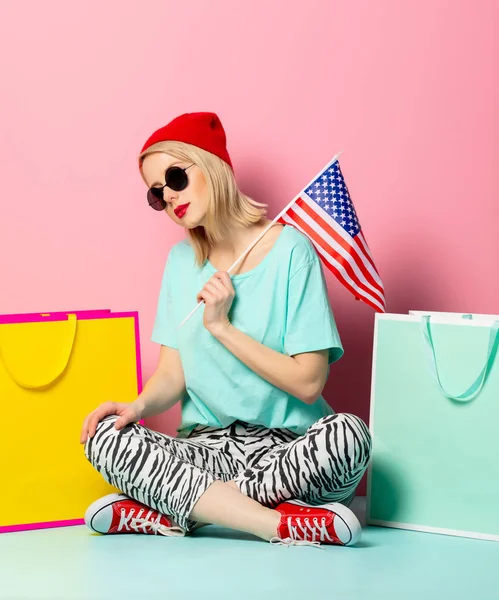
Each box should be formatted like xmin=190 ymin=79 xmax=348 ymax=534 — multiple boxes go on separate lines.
xmin=84 ymin=413 xmax=372 ymax=531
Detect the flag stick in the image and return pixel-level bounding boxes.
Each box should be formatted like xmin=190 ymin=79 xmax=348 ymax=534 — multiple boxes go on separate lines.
xmin=178 ymin=152 xmax=343 ymax=329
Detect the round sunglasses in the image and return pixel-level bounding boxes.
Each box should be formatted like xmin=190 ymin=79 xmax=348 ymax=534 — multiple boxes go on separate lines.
xmin=147 ymin=164 xmax=195 ymax=211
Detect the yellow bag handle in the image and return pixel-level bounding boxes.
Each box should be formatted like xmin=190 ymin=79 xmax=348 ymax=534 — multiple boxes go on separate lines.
xmin=0 ymin=314 xmax=78 ymax=389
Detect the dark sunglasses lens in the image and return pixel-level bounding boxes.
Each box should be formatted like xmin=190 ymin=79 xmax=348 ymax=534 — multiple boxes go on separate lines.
xmin=165 ymin=166 xmax=189 ymax=191
xmin=147 ymin=188 xmax=166 ymax=211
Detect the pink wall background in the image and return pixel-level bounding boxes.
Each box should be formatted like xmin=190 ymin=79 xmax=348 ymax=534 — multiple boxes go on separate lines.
xmin=1 ymin=1 xmax=497 ymax=495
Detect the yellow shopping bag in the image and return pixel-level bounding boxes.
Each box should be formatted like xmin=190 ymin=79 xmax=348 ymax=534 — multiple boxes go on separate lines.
xmin=0 ymin=310 xmax=142 ymax=532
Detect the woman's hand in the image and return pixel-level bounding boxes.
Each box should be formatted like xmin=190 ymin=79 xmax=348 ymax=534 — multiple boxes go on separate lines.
xmin=80 ymin=399 xmax=144 ymax=444
xmin=196 ymin=271 xmax=235 ymax=334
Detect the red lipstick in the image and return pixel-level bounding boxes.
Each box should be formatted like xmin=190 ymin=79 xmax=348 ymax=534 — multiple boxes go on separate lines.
xmin=174 ymin=203 xmax=190 ymax=218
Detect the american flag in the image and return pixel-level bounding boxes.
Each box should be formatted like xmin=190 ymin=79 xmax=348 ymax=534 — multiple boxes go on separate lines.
xmin=277 ymin=155 xmax=386 ymax=312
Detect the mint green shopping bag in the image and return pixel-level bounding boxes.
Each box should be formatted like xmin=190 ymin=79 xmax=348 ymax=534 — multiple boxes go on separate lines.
xmin=366 ymin=313 xmax=499 ymax=541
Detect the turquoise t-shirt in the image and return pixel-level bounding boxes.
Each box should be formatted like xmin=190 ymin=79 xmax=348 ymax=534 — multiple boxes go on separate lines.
xmin=151 ymin=224 xmax=344 ymax=436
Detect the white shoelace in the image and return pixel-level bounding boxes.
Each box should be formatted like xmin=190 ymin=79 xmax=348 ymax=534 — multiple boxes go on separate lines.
xmin=270 ymin=516 xmax=336 ymax=549
xmin=118 ymin=508 xmax=185 ymax=537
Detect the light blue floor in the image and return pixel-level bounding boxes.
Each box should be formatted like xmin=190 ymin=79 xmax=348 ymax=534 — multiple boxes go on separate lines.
xmin=1 ymin=498 xmax=498 ymax=600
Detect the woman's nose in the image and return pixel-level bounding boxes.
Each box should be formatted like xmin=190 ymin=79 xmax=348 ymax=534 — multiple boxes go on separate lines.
xmin=164 ymin=188 xmax=179 ymax=204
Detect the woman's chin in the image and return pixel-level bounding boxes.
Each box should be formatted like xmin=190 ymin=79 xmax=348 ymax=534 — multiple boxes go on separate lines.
xmin=181 ymin=216 xmax=202 ymax=229
xmin=168 ymin=210 xmax=204 ymax=229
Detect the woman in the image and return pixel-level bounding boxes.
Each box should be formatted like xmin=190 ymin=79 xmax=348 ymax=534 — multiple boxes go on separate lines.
xmin=80 ymin=111 xmax=372 ymax=547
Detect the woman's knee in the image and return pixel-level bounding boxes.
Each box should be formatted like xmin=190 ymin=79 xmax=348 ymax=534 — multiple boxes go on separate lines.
xmin=313 ymin=412 xmax=368 ymax=432
xmin=312 ymin=413 xmax=372 ymax=467
xmin=83 ymin=414 xmax=120 ymax=464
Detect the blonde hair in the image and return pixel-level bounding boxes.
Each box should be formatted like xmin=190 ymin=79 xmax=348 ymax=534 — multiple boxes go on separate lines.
xmin=138 ymin=141 xmax=268 ymax=266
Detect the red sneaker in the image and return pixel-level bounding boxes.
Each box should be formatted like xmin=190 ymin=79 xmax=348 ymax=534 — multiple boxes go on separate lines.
xmin=272 ymin=500 xmax=362 ymax=547
xmin=84 ymin=493 xmax=185 ymax=537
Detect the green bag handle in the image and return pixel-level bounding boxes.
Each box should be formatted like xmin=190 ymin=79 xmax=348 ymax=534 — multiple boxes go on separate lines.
xmin=0 ymin=314 xmax=77 ymax=389
xmin=421 ymin=314 xmax=499 ymax=402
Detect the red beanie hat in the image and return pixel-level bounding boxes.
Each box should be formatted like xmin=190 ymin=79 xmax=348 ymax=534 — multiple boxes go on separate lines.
xmin=139 ymin=111 xmax=233 ymax=170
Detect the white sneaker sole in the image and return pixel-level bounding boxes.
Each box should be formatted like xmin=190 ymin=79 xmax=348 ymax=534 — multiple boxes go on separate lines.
xmin=288 ymin=499 xmax=362 ymax=546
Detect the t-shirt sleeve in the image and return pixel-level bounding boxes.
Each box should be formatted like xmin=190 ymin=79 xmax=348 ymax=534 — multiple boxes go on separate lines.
xmin=283 ymin=256 xmax=343 ymax=364
xmin=151 ymin=253 xmax=178 ymax=349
